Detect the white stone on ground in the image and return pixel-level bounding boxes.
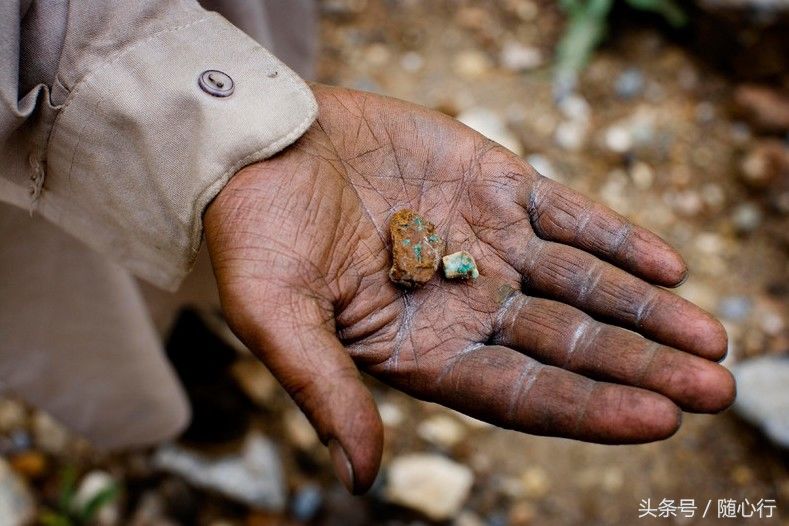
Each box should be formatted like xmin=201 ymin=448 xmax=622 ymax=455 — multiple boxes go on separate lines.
xmin=385 ymin=453 xmax=474 ymax=521
xmin=0 ymin=458 xmax=34 ymax=525
xmin=417 ymin=414 xmax=466 ymax=448
xmin=153 ymin=432 xmax=286 ymax=511
xmin=732 ymin=356 xmax=789 ymax=448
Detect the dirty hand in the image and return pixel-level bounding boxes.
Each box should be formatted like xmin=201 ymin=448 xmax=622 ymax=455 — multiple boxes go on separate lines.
xmin=204 ymin=85 xmax=735 ymax=494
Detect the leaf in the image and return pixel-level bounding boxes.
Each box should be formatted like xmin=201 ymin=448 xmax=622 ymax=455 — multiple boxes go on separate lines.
xmin=555 ymin=0 xmax=613 ymax=94
xmin=39 ymin=510 xmax=73 ymax=526
xmin=56 ymin=465 xmax=79 ymax=513
xmin=625 ymin=0 xmax=687 ymax=27
xmin=77 ymin=484 xmax=119 ymax=523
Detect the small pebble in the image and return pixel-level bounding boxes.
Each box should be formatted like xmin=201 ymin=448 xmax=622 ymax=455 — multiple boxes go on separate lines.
xmin=400 ymin=52 xmax=424 ymax=72
xmin=701 ymin=183 xmax=726 ymax=209
xmin=291 ymin=484 xmax=323 ymax=522
xmin=0 ymin=400 xmax=26 ymax=434
xmin=0 ymin=458 xmax=35 ymax=525
xmin=454 ymin=511 xmax=485 ymax=526
xmin=9 ymin=431 xmax=31 ymax=453
xmin=554 ymin=120 xmax=587 ymax=151
xmin=385 ymin=453 xmax=474 ymax=521
xmin=8 ymin=451 xmax=47 ymax=480
xmin=630 ymin=162 xmax=654 ymax=190
xmin=442 ymin=251 xmax=479 ymax=280
xmin=604 ymin=125 xmax=633 ymax=153
xmin=284 ymin=409 xmax=319 ymax=451
xmin=74 ymin=471 xmax=119 ymax=525
xmin=453 ymin=50 xmax=491 ymax=78
xmin=31 ymin=412 xmax=69 ymax=454
xmin=615 ymin=68 xmax=644 ymax=99
xmin=695 ymin=101 xmax=716 ymax=123
xmin=718 ymin=296 xmax=752 ymax=321
xmin=417 ymin=414 xmax=466 ymax=448
xmin=731 ymin=202 xmax=763 ymax=233
xmin=378 ymin=401 xmax=404 ymax=428
xmin=500 ymin=41 xmax=542 ymax=71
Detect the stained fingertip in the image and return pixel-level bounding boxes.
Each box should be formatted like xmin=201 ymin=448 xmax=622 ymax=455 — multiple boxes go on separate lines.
xmin=663 ymin=261 xmax=689 ymax=288
xmin=647 ymin=299 xmax=729 ymax=360
xmin=585 ymin=387 xmax=681 ymax=443
xmin=691 ymin=365 xmax=737 ymax=413
xmin=696 ymin=317 xmax=729 ymax=361
xmin=629 ymin=393 xmax=682 ymax=442
xmin=651 ymin=245 xmax=688 ymax=288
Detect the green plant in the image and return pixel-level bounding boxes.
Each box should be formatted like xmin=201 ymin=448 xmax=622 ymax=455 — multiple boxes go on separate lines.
xmin=554 ymin=0 xmax=687 ymax=97
xmin=39 ymin=466 xmax=120 ymax=526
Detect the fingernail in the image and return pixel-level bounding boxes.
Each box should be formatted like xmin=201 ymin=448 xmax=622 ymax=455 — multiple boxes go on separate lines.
xmin=328 ymin=439 xmax=355 ymax=493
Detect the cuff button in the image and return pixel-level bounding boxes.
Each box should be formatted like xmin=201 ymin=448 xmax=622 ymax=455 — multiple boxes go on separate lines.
xmin=198 ymin=70 xmax=234 ymax=97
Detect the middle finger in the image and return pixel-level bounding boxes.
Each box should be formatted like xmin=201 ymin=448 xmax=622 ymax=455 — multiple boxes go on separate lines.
xmin=513 ymin=236 xmax=727 ymax=360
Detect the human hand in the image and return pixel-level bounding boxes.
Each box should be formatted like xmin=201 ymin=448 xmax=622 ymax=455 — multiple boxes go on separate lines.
xmin=204 ymin=85 xmax=735 ymax=493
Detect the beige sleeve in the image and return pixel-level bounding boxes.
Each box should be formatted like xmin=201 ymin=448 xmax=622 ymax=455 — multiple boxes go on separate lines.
xmin=0 ymin=0 xmax=317 ymax=290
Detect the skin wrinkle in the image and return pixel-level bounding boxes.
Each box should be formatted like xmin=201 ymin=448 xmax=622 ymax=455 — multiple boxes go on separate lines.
xmin=604 ymin=280 xmax=644 ymax=322
xmin=576 ymin=257 xmax=606 ymax=304
xmin=542 ymin=194 xmax=578 ymax=237
xmin=505 ymin=360 xmax=545 ymax=423
xmin=571 ymin=203 xmax=594 ymax=245
xmin=381 ymin=291 xmax=419 ymax=372
xmin=543 ymin=252 xmax=582 ymax=286
xmin=570 ymin=380 xmax=597 ymax=438
xmin=415 ymin=144 xmax=431 ymax=213
xmin=336 ymin=273 xmax=393 ymax=326
xmin=634 ymin=341 xmax=662 ymax=386
xmin=315 ymin=119 xmax=388 ymax=246
xmin=607 ymin=217 xmax=635 ymax=263
xmin=635 ymin=286 xmax=660 ymax=328
xmin=434 ymin=341 xmax=488 ymax=386
xmin=491 ymin=291 xmax=527 ymax=344
xmin=518 ymin=235 xmax=545 ymax=293
xmin=506 ymin=358 xmax=542 ymax=423
xmin=526 ymin=175 xmax=551 ymax=238
xmin=380 ymin=124 xmax=410 ymax=198
xmin=438 ymin=139 xmax=488 ymax=247
xmin=563 ymin=317 xmax=599 ymax=369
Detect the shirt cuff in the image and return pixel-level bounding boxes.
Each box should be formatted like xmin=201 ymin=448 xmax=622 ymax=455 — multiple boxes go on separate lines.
xmin=43 ymin=12 xmax=318 ymax=290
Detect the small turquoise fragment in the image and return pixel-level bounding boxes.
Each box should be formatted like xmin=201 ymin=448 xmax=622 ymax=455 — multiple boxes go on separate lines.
xmin=402 ymin=239 xmax=411 ymax=246
xmin=442 ymin=251 xmax=479 ymax=280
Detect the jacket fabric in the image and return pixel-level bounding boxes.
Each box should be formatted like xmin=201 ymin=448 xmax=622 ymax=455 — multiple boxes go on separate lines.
xmin=0 ymin=0 xmax=318 ymax=449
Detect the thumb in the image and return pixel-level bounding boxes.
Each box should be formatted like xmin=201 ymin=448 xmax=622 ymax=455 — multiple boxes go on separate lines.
xmin=237 ymin=289 xmax=383 ymax=494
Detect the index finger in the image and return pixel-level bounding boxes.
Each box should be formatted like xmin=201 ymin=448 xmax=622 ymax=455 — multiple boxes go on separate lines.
xmin=522 ymin=171 xmax=688 ymax=287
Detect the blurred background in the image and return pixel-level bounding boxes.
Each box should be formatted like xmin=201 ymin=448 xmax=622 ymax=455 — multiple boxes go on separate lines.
xmin=1 ymin=0 xmax=787 ymax=524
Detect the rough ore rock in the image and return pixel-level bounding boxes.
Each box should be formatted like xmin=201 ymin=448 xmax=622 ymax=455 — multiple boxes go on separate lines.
xmin=442 ymin=251 xmax=480 ymax=280
xmin=389 ymin=209 xmax=445 ymax=287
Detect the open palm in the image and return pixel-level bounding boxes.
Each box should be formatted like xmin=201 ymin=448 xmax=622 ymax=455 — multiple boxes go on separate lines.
xmin=204 ymin=85 xmax=734 ymax=493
